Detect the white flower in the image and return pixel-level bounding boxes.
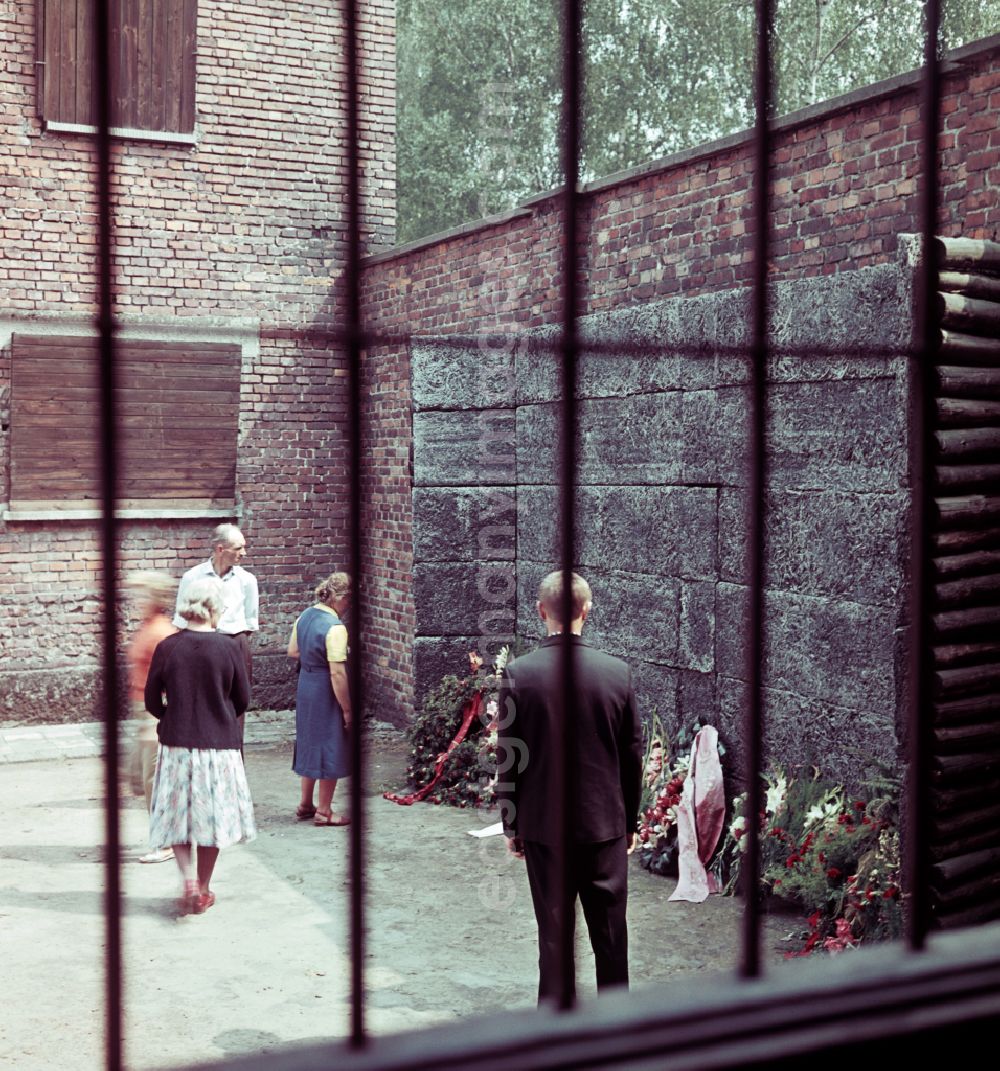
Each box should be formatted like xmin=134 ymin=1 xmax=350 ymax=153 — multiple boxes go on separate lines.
xmin=493 ymin=646 xmax=511 ymax=677
xmin=802 ymin=787 xmax=846 ymax=832
xmin=803 ymin=800 xmax=839 ymax=829
xmin=765 ymin=774 xmax=787 ymax=817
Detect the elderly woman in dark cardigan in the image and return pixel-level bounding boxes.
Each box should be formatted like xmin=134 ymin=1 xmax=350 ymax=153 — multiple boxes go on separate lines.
xmin=145 ymin=577 xmax=257 ymax=915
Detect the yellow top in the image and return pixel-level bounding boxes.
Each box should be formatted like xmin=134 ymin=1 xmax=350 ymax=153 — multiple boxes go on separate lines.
xmin=293 ymin=602 xmax=348 ymax=663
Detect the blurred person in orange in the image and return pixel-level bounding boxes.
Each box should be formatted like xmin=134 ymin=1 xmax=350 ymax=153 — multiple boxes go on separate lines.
xmin=126 ymin=570 xmax=178 ymax=864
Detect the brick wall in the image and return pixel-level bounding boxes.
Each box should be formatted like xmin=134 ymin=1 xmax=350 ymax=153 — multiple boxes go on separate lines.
xmin=359 ymin=34 xmax=1000 ymax=725
xmin=0 ymin=0 xmax=395 ymax=721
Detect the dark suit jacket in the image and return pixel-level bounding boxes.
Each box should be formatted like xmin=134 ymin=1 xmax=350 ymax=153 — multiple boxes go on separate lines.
xmin=497 ymin=634 xmax=643 ymax=845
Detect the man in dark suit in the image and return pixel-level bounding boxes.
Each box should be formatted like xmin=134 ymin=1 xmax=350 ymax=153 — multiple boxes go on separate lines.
xmin=497 ymin=570 xmax=643 ymax=1003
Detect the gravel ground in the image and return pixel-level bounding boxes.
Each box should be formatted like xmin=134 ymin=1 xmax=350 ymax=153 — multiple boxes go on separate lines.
xmin=0 ymin=736 xmax=798 ymax=1070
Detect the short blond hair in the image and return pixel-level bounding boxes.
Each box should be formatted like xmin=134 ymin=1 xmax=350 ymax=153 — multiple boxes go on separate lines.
xmin=537 ymin=570 xmax=592 ymax=622
xmin=178 ymin=577 xmax=225 ymax=625
xmin=126 ymin=571 xmax=177 ymax=613
xmin=315 ymin=571 xmax=351 ymax=604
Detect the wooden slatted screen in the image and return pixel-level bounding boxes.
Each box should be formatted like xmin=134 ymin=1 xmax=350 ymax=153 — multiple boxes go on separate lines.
xmin=928 ymin=237 xmax=1000 ymax=930
xmin=10 ymin=334 xmax=240 ymax=508
xmin=37 ymin=0 xmax=197 ymax=134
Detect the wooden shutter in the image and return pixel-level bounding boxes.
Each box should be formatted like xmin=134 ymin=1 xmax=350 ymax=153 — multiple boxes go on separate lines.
xmin=38 ymin=0 xmax=197 ymax=134
xmin=10 ymin=334 xmax=240 ymax=509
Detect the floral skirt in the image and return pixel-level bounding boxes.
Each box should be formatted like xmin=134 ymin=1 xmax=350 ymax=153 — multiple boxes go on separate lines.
xmin=148 ymin=745 xmax=257 ymax=850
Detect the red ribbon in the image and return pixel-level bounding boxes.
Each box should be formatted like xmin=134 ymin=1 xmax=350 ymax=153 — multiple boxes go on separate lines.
xmin=383 ymin=691 xmax=484 ymax=806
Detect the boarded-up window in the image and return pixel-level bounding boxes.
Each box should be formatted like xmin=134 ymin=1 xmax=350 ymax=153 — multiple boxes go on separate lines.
xmin=37 ymin=0 xmax=197 ymax=135
xmin=9 ymin=335 xmax=240 ymax=510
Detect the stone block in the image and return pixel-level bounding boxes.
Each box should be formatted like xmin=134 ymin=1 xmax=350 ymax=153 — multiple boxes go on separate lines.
xmin=413 ymin=635 xmax=490 ymax=709
xmin=630 ymin=661 xmax=680 ymax=733
xmin=768 ymin=377 xmax=906 ymax=493
xmin=516 ymin=563 xmax=683 ymax=668
xmin=719 ymin=488 xmax=908 ymax=605
xmin=413 ymin=487 xmax=516 ymax=562
xmin=517 ymin=395 xmax=685 ymax=486
xmin=676 ymin=668 xmax=718 ymax=729
xmin=517 ymin=485 xmax=718 ymax=581
xmin=414 ymin=561 xmax=518 ymax=636
xmin=413 ymin=409 xmax=516 ymax=487
xmin=718 ymin=676 xmax=898 ymax=790
xmin=514 ymin=265 xmax=909 ymax=408
xmin=411 ymin=336 xmax=518 ymax=412
xmin=716 ymin=584 xmax=896 ymax=714
xmin=680 ymin=386 xmax=750 ymax=486
xmin=679 ymin=581 xmax=716 ymax=673
xmin=770 ymin=262 xmax=910 ymax=357
xmin=718 ymin=488 xmax=751 ymax=585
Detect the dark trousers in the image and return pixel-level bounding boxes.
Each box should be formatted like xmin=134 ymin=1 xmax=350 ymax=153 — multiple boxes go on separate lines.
xmin=522 ymin=837 xmax=629 ymax=1004
xmin=224 ymin=632 xmax=253 ymax=751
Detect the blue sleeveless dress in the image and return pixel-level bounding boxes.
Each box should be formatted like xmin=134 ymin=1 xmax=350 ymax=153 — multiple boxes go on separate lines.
xmin=292 ymin=606 xmax=351 ymax=780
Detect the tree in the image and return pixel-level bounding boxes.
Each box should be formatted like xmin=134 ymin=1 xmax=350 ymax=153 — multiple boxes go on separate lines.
xmin=397 ymin=0 xmax=1000 ymax=244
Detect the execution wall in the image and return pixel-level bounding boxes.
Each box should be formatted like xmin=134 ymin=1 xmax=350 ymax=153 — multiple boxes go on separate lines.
xmin=359 ymin=35 xmax=1000 ymax=745
xmin=410 ymin=258 xmax=914 ymax=780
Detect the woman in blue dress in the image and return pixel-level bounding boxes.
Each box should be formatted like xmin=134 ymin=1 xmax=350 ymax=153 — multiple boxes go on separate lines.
xmin=288 ymin=572 xmax=353 ymax=826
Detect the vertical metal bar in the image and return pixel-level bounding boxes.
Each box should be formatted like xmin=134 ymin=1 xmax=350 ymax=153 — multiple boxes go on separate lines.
xmin=557 ymin=0 xmax=583 ymax=1013
xmin=343 ymin=0 xmax=368 ymax=1047
xmin=94 ymin=2 xmax=123 ymax=1068
xmin=740 ymin=0 xmax=774 ymax=981
xmin=906 ymin=0 xmax=942 ymax=952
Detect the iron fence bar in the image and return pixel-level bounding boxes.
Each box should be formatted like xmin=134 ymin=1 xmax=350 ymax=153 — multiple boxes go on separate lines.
xmin=343 ymin=0 xmax=368 ymax=1047
xmin=741 ymin=0 xmax=774 ymax=981
xmin=906 ymin=0 xmax=943 ymax=952
xmin=94 ymin=1 xmax=122 ymax=1068
xmin=284 ymin=327 xmax=918 ymax=363
xmin=557 ymin=0 xmax=583 ymax=1013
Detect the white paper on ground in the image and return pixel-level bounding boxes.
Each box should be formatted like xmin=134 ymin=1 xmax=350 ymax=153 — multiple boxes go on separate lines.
xmin=466 ymin=821 xmax=504 ymax=838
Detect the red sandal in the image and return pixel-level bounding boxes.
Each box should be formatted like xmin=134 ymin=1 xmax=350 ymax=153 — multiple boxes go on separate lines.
xmin=178 ymin=880 xmax=200 ymax=916
xmin=194 ymin=891 xmax=216 ymax=913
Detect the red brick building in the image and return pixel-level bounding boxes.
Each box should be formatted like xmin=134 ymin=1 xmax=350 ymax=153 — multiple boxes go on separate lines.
xmin=0 ymin=0 xmax=395 ymax=719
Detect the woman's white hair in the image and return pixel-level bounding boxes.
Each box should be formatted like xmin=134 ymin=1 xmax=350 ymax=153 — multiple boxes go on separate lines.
xmin=177 ymin=577 xmax=225 ymax=625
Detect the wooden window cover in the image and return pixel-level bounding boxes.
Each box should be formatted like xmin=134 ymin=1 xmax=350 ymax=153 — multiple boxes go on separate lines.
xmin=9 ymin=334 xmax=240 ymax=508
xmin=37 ymin=0 xmax=197 ymax=135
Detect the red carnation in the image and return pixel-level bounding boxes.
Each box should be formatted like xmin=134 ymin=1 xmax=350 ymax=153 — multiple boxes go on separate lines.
xmin=827 ymin=867 xmax=842 ymax=880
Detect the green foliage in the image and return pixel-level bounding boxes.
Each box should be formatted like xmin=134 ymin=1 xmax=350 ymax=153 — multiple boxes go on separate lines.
xmin=711 ymin=766 xmax=903 ymax=956
xmin=397 ymin=0 xmax=1000 ymax=242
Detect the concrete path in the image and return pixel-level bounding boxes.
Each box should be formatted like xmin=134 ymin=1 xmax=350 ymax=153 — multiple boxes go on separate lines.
xmin=0 ymin=736 xmax=798 ymax=1070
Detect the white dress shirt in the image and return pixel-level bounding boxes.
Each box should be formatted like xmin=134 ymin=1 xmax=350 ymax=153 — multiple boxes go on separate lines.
xmin=173 ymin=560 xmax=260 ymax=634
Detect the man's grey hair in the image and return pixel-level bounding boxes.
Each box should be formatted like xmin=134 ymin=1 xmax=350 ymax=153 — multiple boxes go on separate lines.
xmin=537 ymin=570 xmax=592 ymax=622
xmin=177 ymin=577 xmax=225 ymax=625
xmin=212 ymin=523 xmax=243 ymax=548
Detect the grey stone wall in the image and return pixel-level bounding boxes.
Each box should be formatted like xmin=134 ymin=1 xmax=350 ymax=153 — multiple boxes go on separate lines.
xmin=411 ymin=253 xmax=913 ymax=783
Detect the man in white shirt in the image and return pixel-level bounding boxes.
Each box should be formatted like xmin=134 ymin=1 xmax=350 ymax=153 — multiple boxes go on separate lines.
xmin=174 ymin=524 xmax=259 ymax=711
